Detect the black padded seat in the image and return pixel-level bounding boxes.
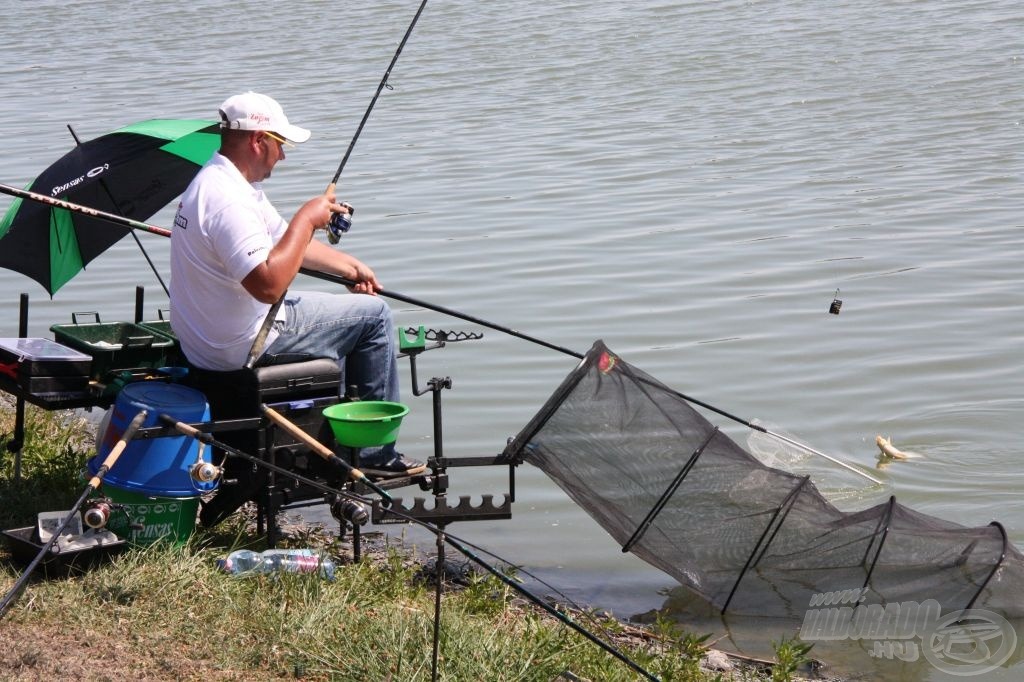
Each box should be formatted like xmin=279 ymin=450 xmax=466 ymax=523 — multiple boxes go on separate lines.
xmin=184 ymin=358 xmax=343 ymax=527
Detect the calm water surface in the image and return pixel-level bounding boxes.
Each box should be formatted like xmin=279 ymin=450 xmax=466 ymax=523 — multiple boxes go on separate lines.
xmin=1 ymin=2 xmax=1022 ymax=678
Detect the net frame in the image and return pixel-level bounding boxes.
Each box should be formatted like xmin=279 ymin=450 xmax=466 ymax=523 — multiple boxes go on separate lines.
xmin=503 ymin=341 xmax=1024 ymax=619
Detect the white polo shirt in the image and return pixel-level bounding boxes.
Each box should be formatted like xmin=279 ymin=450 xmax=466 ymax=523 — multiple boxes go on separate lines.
xmin=169 ymin=153 xmax=288 ymax=370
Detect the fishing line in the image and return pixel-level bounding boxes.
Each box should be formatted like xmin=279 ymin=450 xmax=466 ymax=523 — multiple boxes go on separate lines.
xmin=0 ymin=181 xmax=881 ymax=487
xmin=822 ymin=217 xmax=846 ymax=314
xmin=746 ymin=422 xmax=882 ymax=507
xmin=372 ymin=499 xmax=659 ymax=680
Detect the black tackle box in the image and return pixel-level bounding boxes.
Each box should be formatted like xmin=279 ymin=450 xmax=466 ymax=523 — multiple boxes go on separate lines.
xmin=0 ymin=337 xmax=92 ymax=393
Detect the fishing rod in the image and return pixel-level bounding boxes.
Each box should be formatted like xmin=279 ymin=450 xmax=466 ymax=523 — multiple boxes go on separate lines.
xmin=0 ymin=182 xmax=171 ymax=237
xmin=299 ymin=267 xmax=583 ymax=358
xmin=0 ymin=409 xmax=149 ymax=619
xmin=158 ymin=413 xmax=384 ymax=514
xmin=324 ymin=0 xmax=430 ymax=242
xmin=259 ymin=404 xmax=393 ymax=504
xmin=297 ymin=268 xmax=883 ymax=485
xmin=0 ymin=184 xmax=880 ymax=483
xmin=390 ymin=520 xmax=662 ymax=680
xmin=439 ymin=534 xmax=660 ymax=681
xmin=244 ymin=0 xmax=430 ymax=368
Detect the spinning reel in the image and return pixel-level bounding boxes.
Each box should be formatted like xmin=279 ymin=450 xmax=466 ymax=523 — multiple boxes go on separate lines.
xmin=188 ymin=442 xmax=223 ymax=485
xmin=81 ymin=497 xmax=142 ymax=532
xmin=326 ymin=203 xmax=354 ymax=244
xmin=330 ymin=494 xmax=369 ymax=527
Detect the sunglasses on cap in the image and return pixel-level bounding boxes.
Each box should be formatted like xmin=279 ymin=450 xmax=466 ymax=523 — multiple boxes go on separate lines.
xmin=262 ymin=130 xmax=294 ymax=149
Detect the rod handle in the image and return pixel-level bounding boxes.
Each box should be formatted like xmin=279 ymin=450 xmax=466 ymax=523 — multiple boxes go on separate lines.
xmin=161 ymin=414 xmax=199 ymax=437
xmin=262 ymin=404 xmax=337 ymax=462
xmin=88 ymin=409 xmax=148 ymax=489
xmin=260 ymin=404 xmax=392 ymax=504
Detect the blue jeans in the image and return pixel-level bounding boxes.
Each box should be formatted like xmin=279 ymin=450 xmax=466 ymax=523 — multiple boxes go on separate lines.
xmin=261 ymin=290 xmax=400 ymax=465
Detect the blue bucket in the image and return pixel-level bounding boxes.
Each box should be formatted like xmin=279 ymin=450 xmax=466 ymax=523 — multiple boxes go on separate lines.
xmin=89 ymin=382 xmax=217 ymax=497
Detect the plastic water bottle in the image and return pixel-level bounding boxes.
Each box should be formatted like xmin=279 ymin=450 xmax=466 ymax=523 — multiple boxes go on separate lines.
xmin=217 ymin=549 xmax=336 ymax=580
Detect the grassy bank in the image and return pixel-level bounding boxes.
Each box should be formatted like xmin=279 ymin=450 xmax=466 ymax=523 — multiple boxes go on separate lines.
xmin=0 ymin=400 xmax=812 ymax=681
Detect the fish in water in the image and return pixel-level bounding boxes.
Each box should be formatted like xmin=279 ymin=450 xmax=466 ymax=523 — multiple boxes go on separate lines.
xmin=876 ymin=435 xmax=922 ymax=460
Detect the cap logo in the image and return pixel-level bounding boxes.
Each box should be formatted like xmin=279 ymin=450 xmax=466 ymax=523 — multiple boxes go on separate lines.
xmin=248 ymin=113 xmax=272 ymax=125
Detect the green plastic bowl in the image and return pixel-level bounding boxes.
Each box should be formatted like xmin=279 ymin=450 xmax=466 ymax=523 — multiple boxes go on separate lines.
xmin=322 ymin=401 xmax=410 ymax=448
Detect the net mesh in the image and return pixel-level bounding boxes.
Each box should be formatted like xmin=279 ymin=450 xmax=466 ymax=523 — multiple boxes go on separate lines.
xmin=503 ymin=341 xmax=1024 ymax=618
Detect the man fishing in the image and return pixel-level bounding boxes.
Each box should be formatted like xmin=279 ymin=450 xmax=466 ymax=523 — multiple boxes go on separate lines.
xmin=169 ymin=91 xmax=425 ymax=479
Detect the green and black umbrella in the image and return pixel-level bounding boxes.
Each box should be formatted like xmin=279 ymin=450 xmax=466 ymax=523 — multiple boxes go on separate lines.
xmin=0 ymin=119 xmax=220 ymax=295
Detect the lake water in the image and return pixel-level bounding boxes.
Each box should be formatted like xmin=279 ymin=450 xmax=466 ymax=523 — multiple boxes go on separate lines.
xmin=2 ymin=1 xmax=1022 ymax=679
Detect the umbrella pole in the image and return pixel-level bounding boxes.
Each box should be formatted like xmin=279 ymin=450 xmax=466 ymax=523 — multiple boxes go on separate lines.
xmin=7 ymin=294 xmax=30 ymax=483
xmin=66 ymin=125 xmax=170 ymax=297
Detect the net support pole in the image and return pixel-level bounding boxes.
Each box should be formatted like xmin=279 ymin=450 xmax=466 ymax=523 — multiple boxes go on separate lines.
xmin=861 ymin=496 xmax=897 ymax=593
xmin=721 ymin=475 xmax=810 ymax=614
xmin=621 ymin=427 xmax=719 ymax=553
xmin=963 ymin=521 xmax=1009 ymax=612
xmin=751 ymin=475 xmax=811 ymax=568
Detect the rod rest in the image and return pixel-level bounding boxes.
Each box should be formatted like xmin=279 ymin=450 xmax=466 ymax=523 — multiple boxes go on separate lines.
xmin=371 ymin=494 xmax=512 ymax=525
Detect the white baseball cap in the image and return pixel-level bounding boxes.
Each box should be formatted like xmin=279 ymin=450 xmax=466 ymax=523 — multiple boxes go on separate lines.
xmin=218 ymin=91 xmax=311 ymax=144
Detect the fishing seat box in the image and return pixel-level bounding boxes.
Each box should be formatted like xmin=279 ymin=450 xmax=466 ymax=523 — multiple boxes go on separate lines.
xmin=50 ymin=319 xmax=177 ymax=380
xmin=0 ymin=337 xmax=92 ymax=394
xmin=247 ymin=360 xmax=345 ymax=461
xmin=184 ymin=358 xmax=344 ymax=527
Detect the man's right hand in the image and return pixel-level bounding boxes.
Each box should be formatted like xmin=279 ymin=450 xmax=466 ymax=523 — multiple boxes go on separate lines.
xmin=298 ymin=193 xmax=343 ymax=232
